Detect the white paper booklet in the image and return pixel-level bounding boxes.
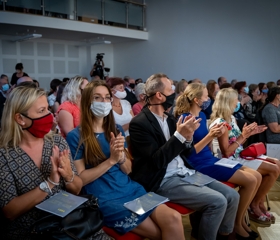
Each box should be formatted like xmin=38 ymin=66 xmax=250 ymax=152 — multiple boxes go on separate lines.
xmin=214 ymin=158 xmax=239 ymax=168
xmin=124 ymin=192 xmax=169 ymax=215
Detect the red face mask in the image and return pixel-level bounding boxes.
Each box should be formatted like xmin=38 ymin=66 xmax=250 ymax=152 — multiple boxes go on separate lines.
xmin=22 ymin=113 xmax=53 ymax=138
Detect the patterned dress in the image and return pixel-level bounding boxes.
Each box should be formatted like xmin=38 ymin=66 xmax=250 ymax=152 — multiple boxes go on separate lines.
xmin=0 ymin=135 xmax=78 ymax=240
xmin=210 ymin=115 xmax=262 ymax=170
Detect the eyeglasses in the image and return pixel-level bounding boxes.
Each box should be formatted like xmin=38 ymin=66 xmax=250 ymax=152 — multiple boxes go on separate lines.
xmin=93 ymin=96 xmax=113 ymax=102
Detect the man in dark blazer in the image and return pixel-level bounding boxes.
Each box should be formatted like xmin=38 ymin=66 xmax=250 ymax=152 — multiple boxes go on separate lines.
xmin=124 ymin=76 xmax=138 ymax=106
xmin=129 ymin=73 xmax=239 ymax=240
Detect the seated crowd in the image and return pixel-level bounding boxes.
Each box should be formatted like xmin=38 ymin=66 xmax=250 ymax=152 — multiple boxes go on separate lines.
xmin=1 ymin=71 xmax=280 ymax=240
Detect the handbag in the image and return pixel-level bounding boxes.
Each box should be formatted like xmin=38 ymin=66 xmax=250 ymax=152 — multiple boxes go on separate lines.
xmin=31 ymin=195 xmax=105 ymax=240
xmin=240 ymin=142 xmax=266 ymax=160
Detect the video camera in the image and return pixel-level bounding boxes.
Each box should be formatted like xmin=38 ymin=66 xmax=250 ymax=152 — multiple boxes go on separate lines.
xmin=96 ymin=53 xmax=104 ymax=61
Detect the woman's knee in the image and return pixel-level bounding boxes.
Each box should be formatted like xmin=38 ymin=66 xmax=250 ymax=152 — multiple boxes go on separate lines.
xmin=162 ymin=209 xmax=182 ymax=226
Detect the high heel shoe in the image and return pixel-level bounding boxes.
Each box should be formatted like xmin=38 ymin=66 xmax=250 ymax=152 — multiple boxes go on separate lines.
xmin=236 ymin=233 xmax=255 ymax=240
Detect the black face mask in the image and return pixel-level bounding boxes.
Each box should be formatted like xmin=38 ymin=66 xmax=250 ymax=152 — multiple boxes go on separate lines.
xmin=129 ymin=83 xmax=135 ymax=89
xmin=146 ymin=92 xmax=176 ymax=111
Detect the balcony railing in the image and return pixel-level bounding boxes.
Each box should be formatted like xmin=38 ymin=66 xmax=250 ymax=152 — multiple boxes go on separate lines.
xmin=0 ymin=0 xmax=146 ymax=31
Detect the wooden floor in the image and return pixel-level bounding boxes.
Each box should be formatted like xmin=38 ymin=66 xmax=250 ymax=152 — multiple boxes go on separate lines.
xmin=182 ymin=180 xmax=280 ymax=240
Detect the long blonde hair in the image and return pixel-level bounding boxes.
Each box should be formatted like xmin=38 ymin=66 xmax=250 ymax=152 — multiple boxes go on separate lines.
xmin=174 ymin=83 xmax=206 ymax=118
xmin=0 ymin=86 xmax=49 ymax=148
xmin=210 ymin=88 xmax=238 ymax=123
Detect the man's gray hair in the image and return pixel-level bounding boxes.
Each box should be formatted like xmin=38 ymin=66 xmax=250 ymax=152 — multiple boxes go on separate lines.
xmin=123 ymin=76 xmax=130 ymax=82
xmin=134 ymin=83 xmax=145 ymax=101
xmin=145 ymin=73 xmax=167 ymax=97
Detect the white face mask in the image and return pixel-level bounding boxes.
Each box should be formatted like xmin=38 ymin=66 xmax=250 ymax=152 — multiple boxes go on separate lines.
xmin=171 ymin=85 xmax=175 ymax=91
xmin=114 ymin=90 xmax=127 ymax=99
xmin=90 ymin=102 xmax=112 ymax=118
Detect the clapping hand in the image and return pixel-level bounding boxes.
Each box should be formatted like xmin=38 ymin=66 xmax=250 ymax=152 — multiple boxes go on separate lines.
xmin=209 ymin=123 xmax=226 ymax=138
xmin=242 ymin=122 xmax=258 ymax=138
xmin=57 ymin=149 xmax=73 ymax=182
xmin=251 ymin=125 xmax=267 ymax=135
xmin=110 ymin=132 xmax=125 ymax=164
xmin=177 ymin=115 xmax=201 ymax=141
xmin=50 ymin=146 xmax=61 ymax=183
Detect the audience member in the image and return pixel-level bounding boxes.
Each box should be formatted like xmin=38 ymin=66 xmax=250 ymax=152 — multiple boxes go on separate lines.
xmin=277 ymin=79 xmax=280 ymax=86
xmin=132 ymin=83 xmax=145 ymax=116
xmin=135 ymin=78 xmax=143 ymax=85
xmin=174 ymin=83 xmax=261 ymax=239
xmin=231 ymin=79 xmax=238 ymax=88
xmin=53 ymin=82 xmax=66 ymax=114
xmin=108 ymin=77 xmax=134 ymax=137
xmin=1 ymin=74 xmax=9 ymax=83
xmin=217 ymin=76 xmax=227 ymax=87
xmin=47 ymin=79 xmax=62 ymax=112
xmin=244 ymin=84 xmax=262 ymax=122
xmin=57 ymin=76 xmax=88 ymax=138
xmin=123 ymin=76 xmax=138 ymax=106
xmin=192 ymin=78 xmax=202 ymax=83
xmin=202 ymin=81 xmax=219 ymax=119
xmin=33 ymin=79 xmax=39 ymax=87
xmin=66 ymin=80 xmax=185 ymax=239
xmin=267 ymin=81 xmax=276 ymax=90
xmin=220 ymin=83 xmax=232 ymax=89
xmin=234 ymin=81 xmax=251 ymax=107
xmin=262 ymin=87 xmax=280 ymax=143
xmin=10 ymin=63 xmax=29 ymax=85
xmin=17 ymin=76 xmax=33 ymax=85
xmin=211 ymin=88 xmax=279 ymax=225
xmin=62 ymin=77 xmax=69 ymax=83
xmin=129 ymin=73 xmax=239 ymax=240
xmin=16 ymin=81 xmax=37 ymax=88
xmin=0 ymin=86 xmax=82 ymax=239
xmin=175 ymin=79 xmax=188 ymax=99
xmin=0 ymin=75 xmax=9 ymax=123
xmin=258 ymin=82 xmax=268 ymax=105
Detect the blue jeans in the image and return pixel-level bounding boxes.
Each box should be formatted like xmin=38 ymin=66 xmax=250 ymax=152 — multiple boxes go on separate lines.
xmin=156 ymin=176 xmax=239 ymax=240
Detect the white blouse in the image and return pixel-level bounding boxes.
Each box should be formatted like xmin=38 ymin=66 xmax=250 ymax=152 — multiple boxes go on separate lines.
xmin=113 ymin=100 xmax=133 ymax=137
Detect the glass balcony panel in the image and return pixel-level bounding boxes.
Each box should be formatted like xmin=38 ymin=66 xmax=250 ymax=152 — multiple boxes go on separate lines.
xmin=128 ymin=3 xmax=142 ymax=27
xmin=44 ymin=0 xmax=74 ymax=17
xmin=104 ymin=0 xmax=126 ymax=25
xmin=77 ymin=0 xmax=102 ymax=23
xmin=5 ymin=0 xmax=41 ymax=11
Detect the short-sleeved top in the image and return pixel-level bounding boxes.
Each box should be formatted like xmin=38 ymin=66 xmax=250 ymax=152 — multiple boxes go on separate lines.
xmin=262 ymin=103 xmax=280 ymax=143
xmin=211 ymin=115 xmax=244 ymax=157
xmin=113 ymin=100 xmax=132 ymax=137
xmin=0 ymin=135 xmax=78 ymax=239
xmin=57 ymin=101 xmax=80 ymax=138
xmin=11 ymin=72 xmax=29 ymax=85
xmin=47 ymin=93 xmax=56 ymax=107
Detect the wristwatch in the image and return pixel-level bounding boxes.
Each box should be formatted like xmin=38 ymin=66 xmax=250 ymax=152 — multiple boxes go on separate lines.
xmin=39 ymin=181 xmax=52 ymax=194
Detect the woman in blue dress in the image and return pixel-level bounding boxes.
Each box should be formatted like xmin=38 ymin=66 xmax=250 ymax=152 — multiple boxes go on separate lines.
xmin=174 ymin=83 xmax=262 ymax=240
xmin=66 ymin=80 xmax=185 ymax=240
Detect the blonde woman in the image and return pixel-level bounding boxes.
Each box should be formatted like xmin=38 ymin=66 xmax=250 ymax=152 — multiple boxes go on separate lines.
xmin=211 ymin=88 xmax=279 ymax=225
xmin=174 ymin=83 xmax=262 ymax=239
xmin=56 ymin=76 xmax=88 ymax=138
xmin=0 ymin=86 xmax=82 ymax=239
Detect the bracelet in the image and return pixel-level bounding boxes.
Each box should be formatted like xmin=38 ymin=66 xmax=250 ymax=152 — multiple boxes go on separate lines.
xmin=47 ymin=177 xmax=60 ymax=186
xmin=64 ymin=171 xmax=75 ymax=185
xmin=235 ymin=140 xmax=241 ymax=147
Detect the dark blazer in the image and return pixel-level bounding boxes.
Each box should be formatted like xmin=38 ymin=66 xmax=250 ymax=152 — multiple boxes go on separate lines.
xmin=129 ymin=107 xmax=193 ymax=192
xmin=124 ymin=88 xmax=138 ymax=106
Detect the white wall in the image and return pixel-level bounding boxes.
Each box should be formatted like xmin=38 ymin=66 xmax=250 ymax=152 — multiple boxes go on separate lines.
xmin=0 ymin=36 xmax=114 ymax=90
xmin=113 ymin=0 xmax=280 ymax=84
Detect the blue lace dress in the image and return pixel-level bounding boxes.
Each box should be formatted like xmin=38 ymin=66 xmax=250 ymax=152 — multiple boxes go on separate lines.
xmin=182 ymin=112 xmax=242 ymax=181
xmin=66 ymin=127 xmax=152 ymax=234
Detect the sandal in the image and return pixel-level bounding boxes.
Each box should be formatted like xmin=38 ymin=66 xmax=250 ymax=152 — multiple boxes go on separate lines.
xmin=248 ymin=210 xmax=271 ymax=225
xmin=263 ymin=211 xmax=276 ymax=224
